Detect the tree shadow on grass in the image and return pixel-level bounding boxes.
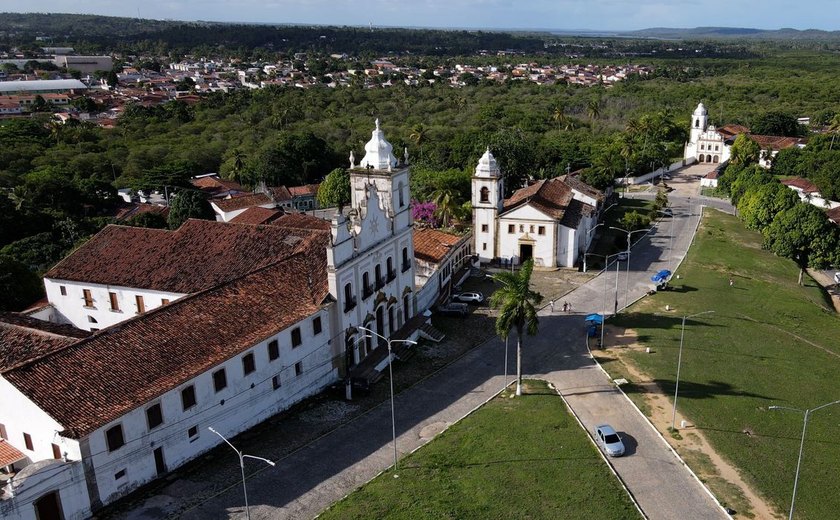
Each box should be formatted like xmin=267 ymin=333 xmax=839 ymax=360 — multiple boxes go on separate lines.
xmin=624 ymin=379 xmax=773 ymax=402
xmin=401 ymin=455 xmax=599 ymax=471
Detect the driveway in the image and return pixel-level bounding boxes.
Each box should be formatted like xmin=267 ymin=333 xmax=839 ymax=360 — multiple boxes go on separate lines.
xmin=124 ymin=185 xmax=729 ymax=520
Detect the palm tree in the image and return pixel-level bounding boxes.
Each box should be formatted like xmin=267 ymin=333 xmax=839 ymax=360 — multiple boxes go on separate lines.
xmin=232 ymin=149 xmax=247 ymax=182
xmin=586 ymin=98 xmax=601 ymax=122
xmin=552 ymin=103 xmax=570 ymax=130
xmin=430 ymin=188 xmax=458 ymax=228
xmin=409 ymin=124 xmax=429 ymax=160
xmin=828 ymin=114 xmax=840 ymax=151
xmin=491 ymin=259 xmax=543 ymax=396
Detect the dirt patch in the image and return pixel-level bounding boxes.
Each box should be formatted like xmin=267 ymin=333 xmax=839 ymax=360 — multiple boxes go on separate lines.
xmin=596 ymin=326 xmax=783 ymax=520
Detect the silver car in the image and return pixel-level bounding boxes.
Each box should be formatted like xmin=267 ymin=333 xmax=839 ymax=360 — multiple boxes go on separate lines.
xmin=452 ymin=292 xmax=485 ymax=304
xmin=595 ymin=424 xmax=625 ymax=457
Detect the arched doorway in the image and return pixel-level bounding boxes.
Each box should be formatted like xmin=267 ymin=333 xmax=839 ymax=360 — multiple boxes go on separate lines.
xmin=706 ymin=154 xmax=712 ymax=162
xmin=34 ymin=492 xmax=64 ymax=520
xmin=713 ymin=155 xmax=719 ymax=163
xmin=375 ymin=306 xmax=385 ymax=347
xmin=698 ymin=154 xmax=705 ymax=163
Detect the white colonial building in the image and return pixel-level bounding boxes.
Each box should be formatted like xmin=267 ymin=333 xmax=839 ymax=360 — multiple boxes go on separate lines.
xmin=472 ymin=149 xmax=604 ymax=268
xmin=1 ymin=120 xmax=419 ymax=520
xmin=684 ymin=102 xmax=732 ymax=165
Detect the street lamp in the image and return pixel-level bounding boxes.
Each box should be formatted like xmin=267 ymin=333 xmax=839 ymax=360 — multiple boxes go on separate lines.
xmin=671 ymin=310 xmax=714 ymax=430
xmin=610 ymin=226 xmax=651 ymax=310
xmin=208 ymin=427 xmax=275 ymax=520
xmin=599 ymin=252 xmax=622 ymax=348
xmin=582 ymin=203 xmax=617 ymax=273
xmin=769 ymin=399 xmax=840 ymax=520
xmin=359 ymin=326 xmax=416 ymax=474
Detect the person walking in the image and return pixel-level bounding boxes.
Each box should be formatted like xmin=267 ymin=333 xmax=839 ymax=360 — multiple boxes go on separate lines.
xmin=562 ymin=301 xmax=568 ymax=312
xmin=549 ymin=300 xmax=555 ymax=313
xmin=567 ymin=301 xmax=572 ymax=313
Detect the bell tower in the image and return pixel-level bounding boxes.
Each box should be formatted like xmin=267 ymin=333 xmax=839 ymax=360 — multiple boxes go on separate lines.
xmin=471 ymin=148 xmax=504 ymax=263
xmin=691 ymin=102 xmax=708 ymax=144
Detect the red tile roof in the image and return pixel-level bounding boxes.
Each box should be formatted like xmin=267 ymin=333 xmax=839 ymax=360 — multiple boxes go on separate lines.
xmin=4 ymin=245 xmax=330 ymax=439
xmin=781 ymin=177 xmax=819 ymax=193
xmin=704 ymin=170 xmax=720 ymax=179
xmin=0 ymin=440 xmax=25 ymax=467
xmin=271 ymin=213 xmax=332 ymax=231
xmin=111 ymin=202 xmax=169 ymax=222
xmin=267 ymin=186 xmax=293 ymax=201
xmin=503 ymin=178 xmax=573 ymax=220
xmin=749 ymin=134 xmax=805 ymax=151
xmin=44 ymin=219 xmax=321 ymax=294
xmin=288 ymin=184 xmax=320 ymax=197
xmin=191 ymin=177 xmax=245 ymax=198
xmin=230 ymin=207 xmax=284 ymax=225
xmin=717 ymin=124 xmax=750 ymax=139
xmin=212 ymin=193 xmax=274 ymax=212
xmin=413 ymin=228 xmax=465 ymax=264
xmin=0 ymin=312 xmax=88 ymax=372
xmin=826 ymin=206 xmax=840 ymax=224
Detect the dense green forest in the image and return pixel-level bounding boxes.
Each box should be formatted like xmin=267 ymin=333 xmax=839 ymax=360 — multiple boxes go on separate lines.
xmin=2 ymin=17 xmax=840 ymax=310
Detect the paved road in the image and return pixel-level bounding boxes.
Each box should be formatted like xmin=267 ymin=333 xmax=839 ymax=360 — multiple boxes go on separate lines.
xmin=176 ymin=171 xmax=730 ymax=520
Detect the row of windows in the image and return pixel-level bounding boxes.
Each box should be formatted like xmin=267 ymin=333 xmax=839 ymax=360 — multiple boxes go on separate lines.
xmin=699 ymin=143 xmax=720 ymax=152
xmin=62 ymin=285 xmax=170 ymax=315
xmin=343 ymin=248 xmax=411 ymax=313
xmin=507 ymin=224 xmax=546 ymax=235
xmin=0 ymin=423 xmax=63 ymax=460
xmin=103 ymin=320 xmax=319 ymax=453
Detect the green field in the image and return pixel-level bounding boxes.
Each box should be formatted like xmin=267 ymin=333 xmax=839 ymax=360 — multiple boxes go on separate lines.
xmin=610 ymin=209 xmax=840 ymax=519
xmin=320 ymin=380 xmax=641 ymax=520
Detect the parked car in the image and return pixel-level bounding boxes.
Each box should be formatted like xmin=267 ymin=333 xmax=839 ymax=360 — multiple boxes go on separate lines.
xmin=452 ymin=292 xmax=485 ymax=304
xmin=594 ymin=424 xmax=625 ymax=457
xmin=834 ymin=271 xmax=840 ymax=284
xmin=437 ymin=302 xmax=469 ymax=317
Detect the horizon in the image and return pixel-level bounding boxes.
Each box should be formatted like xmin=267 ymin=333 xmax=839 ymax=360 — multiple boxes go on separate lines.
xmin=2 ymin=1 xmax=839 ymax=33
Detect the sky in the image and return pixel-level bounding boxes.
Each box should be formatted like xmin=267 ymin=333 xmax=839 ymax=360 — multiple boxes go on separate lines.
xmin=3 ymin=0 xmax=839 ymax=32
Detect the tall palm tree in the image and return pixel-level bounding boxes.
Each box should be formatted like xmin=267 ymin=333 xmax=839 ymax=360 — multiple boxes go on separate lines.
xmin=232 ymin=149 xmax=247 ymax=182
xmin=430 ymin=188 xmax=458 ymax=228
xmin=409 ymin=123 xmax=429 ymax=160
xmin=828 ymin=114 xmax=840 ymax=151
xmin=490 ymin=259 xmax=544 ymax=396
xmin=586 ymin=98 xmax=601 ymax=122
xmin=552 ymin=103 xmax=570 ymax=130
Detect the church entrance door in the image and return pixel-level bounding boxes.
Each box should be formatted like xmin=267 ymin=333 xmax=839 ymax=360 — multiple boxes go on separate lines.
xmin=519 ymin=244 xmax=533 ymax=263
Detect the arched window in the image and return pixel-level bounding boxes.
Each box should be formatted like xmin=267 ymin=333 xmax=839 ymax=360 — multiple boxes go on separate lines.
xmin=713 ymin=155 xmax=719 ymax=164
xmin=398 ymin=182 xmax=405 ymax=208
xmin=706 ymin=154 xmax=712 ymax=163
xmin=362 ymin=272 xmax=371 ymax=298
xmin=695 ymin=119 xmax=700 ymax=128
xmin=403 ymin=294 xmax=411 ymax=322
xmin=698 ymin=155 xmax=705 ymax=163
xmin=375 ymin=264 xmax=382 ymax=288
xmin=480 ymin=187 xmax=489 ymax=203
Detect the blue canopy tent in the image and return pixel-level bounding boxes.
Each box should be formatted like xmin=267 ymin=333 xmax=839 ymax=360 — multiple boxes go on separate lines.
xmin=584 ymin=314 xmax=604 ymax=324
xmin=651 ymin=269 xmax=672 ymax=283
xmin=584 ymin=314 xmax=603 ymax=338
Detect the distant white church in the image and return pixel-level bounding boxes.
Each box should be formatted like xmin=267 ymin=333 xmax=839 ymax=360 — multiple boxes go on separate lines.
xmin=471 ymin=149 xmax=604 ymax=268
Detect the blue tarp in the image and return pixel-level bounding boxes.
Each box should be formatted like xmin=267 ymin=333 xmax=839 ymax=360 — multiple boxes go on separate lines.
xmin=584 ymin=314 xmax=604 ymax=324
xmin=651 ymin=269 xmax=672 ymax=283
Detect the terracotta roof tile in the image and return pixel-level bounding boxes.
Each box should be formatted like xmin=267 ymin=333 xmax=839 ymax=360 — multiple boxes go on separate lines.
xmin=229 ymin=207 xmax=284 ymax=225
xmin=268 ymin=186 xmax=293 ymax=201
xmin=44 ymin=220 xmax=321 ymax=294
xmin=4 ymin=245 xmax=330 ymax=439
xmin=111 ymin=202 xmax=169 ymax=222
xmin=413 ymin=228 xmax=465 ymax=264
xmin=0 ymin=312 xmax=88 ymax=372
xmin=503 ymin=178 xmax=573 ymax=220
xmin=288 ymin=184 xmax=320 ymax=197
xmin=749 ymin=134 xmax=805 ymax=151
xmin=718 ymin=124 xmax=750 ymax=138
xmin=0 ymin=439 xmax=26 ymax=467
xmin=826 ymin=206 xmax=840 ymax=224
xmin=781 ymin=177 xmax=819 ymax=193
xmin=559 ymin=174 xmax=605 ymax=202
xmin=192 ymin=177 xmax=245 ymax=198
xmin=212 ymin=193 xmax=274 ymax=212
xmin=270 ymin=213 xmax=332 ymax=231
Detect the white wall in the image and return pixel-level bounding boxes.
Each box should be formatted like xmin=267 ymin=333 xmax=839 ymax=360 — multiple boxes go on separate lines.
xmin=499 ymin=205 xmax=556 ymax=267
xmin=83 ymin=308 xmax=335 ymax=507
xmin=44 ymin=278 xmax=185 ymax=331
xmin=1 ymin=460 xmax=91 ymax=520
xmin=0 ymin=377 xmax=82 ymax=468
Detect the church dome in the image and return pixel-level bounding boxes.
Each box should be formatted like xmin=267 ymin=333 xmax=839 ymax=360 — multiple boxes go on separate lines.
xmin=693 ymin=103 xmax=707 ymax=116
xmin=474 ymin=147 xmax=500 ymax=178
xmin=360 ymin=119 xmax=398 ymax=170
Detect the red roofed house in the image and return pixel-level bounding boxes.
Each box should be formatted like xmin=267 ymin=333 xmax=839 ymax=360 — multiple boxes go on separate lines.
xmin=209 ymin=192 xmax=276 ymax=222
xmin=412 ymin=228 xmax=473 ymax=310
xmin=1 ymin=121 xmax=419 ymax=520
xmin=472 ymin=148 xmax=604 ymax=268
xmin=780 ymin=177 xmax=840 ymax=211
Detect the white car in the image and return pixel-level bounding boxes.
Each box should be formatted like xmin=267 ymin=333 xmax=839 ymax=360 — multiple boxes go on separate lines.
xmin=594 ymin=424 xmax=625 ymax=457
xmin=452 ymin=292 xmax=485 ymax=304
xmin=834 ymin=272 xmax=840 ymax=284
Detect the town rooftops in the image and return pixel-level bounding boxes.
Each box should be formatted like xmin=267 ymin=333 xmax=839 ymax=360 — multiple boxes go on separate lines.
xmin=191 ymin=176 xmax=245 ymax=198
xmin=0 ymin=79 xmax=88 ymax=93
xmin=413 ymin=228 xmax=466 ymax=264
xmin=229 ymin=206 xmax=284 ymax=225
xmin=3 ymin=246 xmax=330 ymax=439
xmin=717 ymin=124 xmax=750 ymax=139
xmin=211 ymin=193 xmax=274 ymax=212
xmin=0 ymin=312 xmax=89 ymax=372
xmin=288 ymin=184 xmax=320 ymax=197
xmin=44 ymin=219 xmax=323 ymax=294
xmin=781 ymin=177 xmax=820 ymax=193
xmin=749 ymin=134 xmax=806 ymax=151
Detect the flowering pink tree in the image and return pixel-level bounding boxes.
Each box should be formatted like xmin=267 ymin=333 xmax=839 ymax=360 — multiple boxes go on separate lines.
xmin=411 ymin=200 xmax=438 ymax=227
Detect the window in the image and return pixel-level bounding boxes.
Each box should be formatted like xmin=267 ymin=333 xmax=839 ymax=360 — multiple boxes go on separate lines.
xmin=109 ymin=292 xmax=119 ymax=311
xmin=715 ymin=145 xmax=719 ymax=151
xmin=480 ymin=186 xmax=489 ymax=203
xmin=344 ymin=283 xmax=355 ymax=312
xmin=401 ymin=247 xmax=411 ymax=272
xmin=188 ymin=426 xmax=198 ymax=441
xmin=23 ymin=433 xmax=33 ymax=451
xmin=135 ymin=295 xmax=145 ymax=314
xmin=213 ymin=369 xmax=227 ymax=392
xmin=60 ymin=286 xmax=67 ymax=296
xmin=538 ymin=226 xmax=545 ymax=235
xmin=115 ymin=469 xmax=126 ymax=480
xmin=362 ymin=272 xmax=371 ymax=298
xmin=508 ymin=224 xmax=514 ymax=233
xmin=519 ymin=225 xmax=524 ymax=232
xmin=161 ymin=298 xmax=170 ymax=305
xmin=105 ymin=425 xmax=124 ymax=452
xmin=272 ymin=375 xmax=281 ymax=390
xmin=83 ymin=289 xmax=94 ymax=307
xmin=482 ymin=243 xmax=487 ymax=251
xmin=481 ymin=224 xmax=488 ymax=232
xmin=87 ymin=315 xmax=98 ymax=324
xmin=295 ymin=361 xmax=303 ymax=377
xmin=398 ymin=182 xmax=405 ymax=207
xmin=52 ymin=443 xmax=62 ymax=460
xmin=386 ymin=257 xmax=395 ymax=281
xmin=313 ymin=316 xmax=322 ymax=335
xmin=530 ymin=225 xmax=535 ymax=233
xmin=181 ymin=385 xmax=196 ymax=410
xmin=146 ymin=404 xmax=163 ymax=430
xmin=242 ymin=352 xmax=256 ymax=375
xmin=268 ymin=339 xmax=279 ymax=361
xmin=291 ymin=328 xmax=302 ymax=348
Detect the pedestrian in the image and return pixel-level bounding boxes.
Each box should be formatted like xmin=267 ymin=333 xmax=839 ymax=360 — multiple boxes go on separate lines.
xmin=562 ymin=301 xmax=568 ymax=312
xmin=568 ymin=301 xmax=572 ymax=313
xmin=729 ymin=277 xmax=734 ymax=287
xmin=549 ymin=300 xmax=555 ymax=313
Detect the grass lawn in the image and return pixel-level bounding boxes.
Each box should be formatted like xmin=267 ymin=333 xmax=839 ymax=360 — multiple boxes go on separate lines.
xmin=610 ymin=209 xmax=840 ymax=519
xmin=320 ymin=380 xmax=641 ymax=520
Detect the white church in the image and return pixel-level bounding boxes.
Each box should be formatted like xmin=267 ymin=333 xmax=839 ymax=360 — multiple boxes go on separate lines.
xmin=0 ymin=121 xmax=419 ymax=520
xmin=683 ymin=102 xmax=733 ymax=165
xmin=472 ymin=148 xmax=604 ymax=269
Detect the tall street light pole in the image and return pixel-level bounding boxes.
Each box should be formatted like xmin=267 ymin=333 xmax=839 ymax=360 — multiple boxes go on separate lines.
xmin=208 ymin=427 xmax=275 ymax=520
xmin=582 ymin=203 xmax=617 ymax=273
xmin=610 ymin=227 xmax=651 ymax=311
xmin=769 ymin=399 xmax=840 ymax=520
xmin=359 ymin=326 xmax=416 ymax=474
xmin=601 ymin=252 xmax=620 ymax=348
xmin=657 ymin=208 xmax=675 ymax=273
xmin=671 ymin=310 xmax=715 ymax=430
